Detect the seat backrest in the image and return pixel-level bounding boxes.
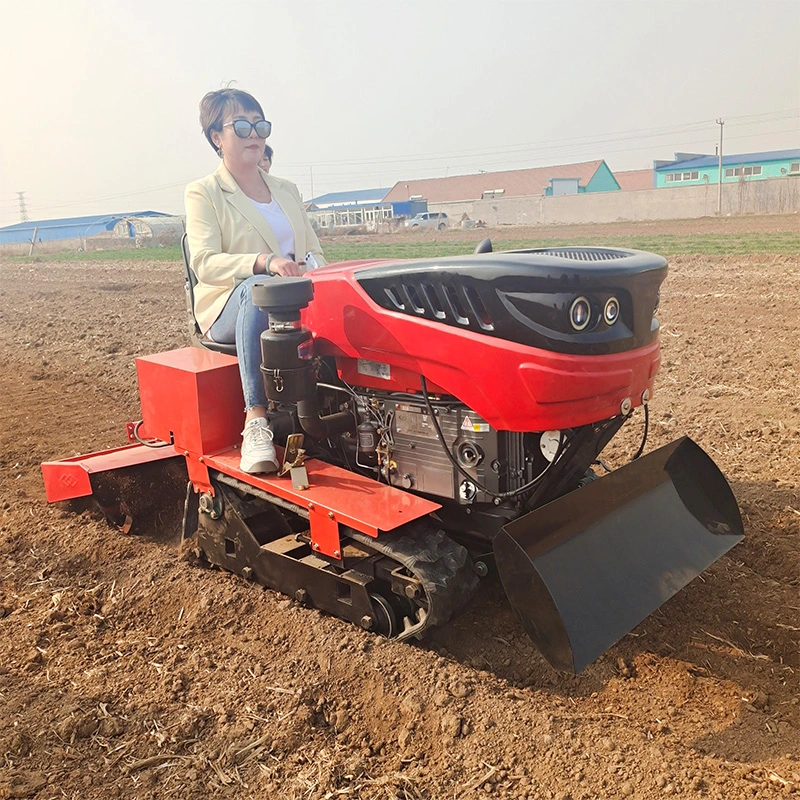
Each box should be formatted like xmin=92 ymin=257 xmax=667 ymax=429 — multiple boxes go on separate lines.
xmin=181 ymin=233 xmax=202 ymax=340
xmin=180 ymin=232 xmax=237 ymax=355
xmin=181 ymin=232 xmax=196 ymax=288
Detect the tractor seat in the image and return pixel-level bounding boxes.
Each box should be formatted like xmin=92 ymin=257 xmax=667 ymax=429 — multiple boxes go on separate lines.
xmin=181 ymin=233 xmax=237 ymax=356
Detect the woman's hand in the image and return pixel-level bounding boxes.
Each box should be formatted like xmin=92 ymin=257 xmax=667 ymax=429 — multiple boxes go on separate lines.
xmin=268 ymin=256 xmax=303 ymax=277
xmin=254 ymin=253 xmax=303 ymax=277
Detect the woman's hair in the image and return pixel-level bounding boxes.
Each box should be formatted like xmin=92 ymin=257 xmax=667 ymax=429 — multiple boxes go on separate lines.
xmin=199 ymin=88 xmax=265 ymax=153
xmin=263 ymin=143 xmax=274 ymax=160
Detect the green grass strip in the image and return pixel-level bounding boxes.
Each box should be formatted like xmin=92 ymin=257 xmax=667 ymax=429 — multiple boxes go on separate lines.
xmin=5 ymin=229 xmax=797 ymax=264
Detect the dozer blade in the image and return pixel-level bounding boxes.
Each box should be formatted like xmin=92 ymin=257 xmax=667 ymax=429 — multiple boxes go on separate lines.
xmin=493 ymin=436 xmax=743 ymax=674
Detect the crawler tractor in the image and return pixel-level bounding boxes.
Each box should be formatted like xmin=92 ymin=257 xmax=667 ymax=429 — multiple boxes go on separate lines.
xmin=42 ymin=242 xmax=743 ymax=673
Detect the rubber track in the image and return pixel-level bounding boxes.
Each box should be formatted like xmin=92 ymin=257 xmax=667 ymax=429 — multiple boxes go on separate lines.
xmin=209 ymin=471 xmax=479 ymax=639
xmin=349 ymin=521 xmax=479 ymax=636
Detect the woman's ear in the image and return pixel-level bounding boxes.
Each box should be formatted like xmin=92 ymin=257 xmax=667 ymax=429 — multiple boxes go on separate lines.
xmin=210 ymin=129 xmax=222 ymax=148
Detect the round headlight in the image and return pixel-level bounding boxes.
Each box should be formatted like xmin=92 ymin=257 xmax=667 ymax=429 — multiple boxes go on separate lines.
xmin=569 ymin=297 xmax=591 ymax=331
xmin=604 ymin=297 xmax=620 ymax=325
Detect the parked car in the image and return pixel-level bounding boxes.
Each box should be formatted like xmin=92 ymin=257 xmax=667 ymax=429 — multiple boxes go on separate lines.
xmin=405 ymin=212 xmax=449 ymax=231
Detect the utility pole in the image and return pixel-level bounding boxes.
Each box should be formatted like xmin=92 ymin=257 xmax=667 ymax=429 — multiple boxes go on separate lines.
xmin=17 ymin=191 xmax=29 ymax=222
xmin=309 ymin=166 xmax=315 ymax=203
xmin=716 ymin=119 xmax=724 ymax=215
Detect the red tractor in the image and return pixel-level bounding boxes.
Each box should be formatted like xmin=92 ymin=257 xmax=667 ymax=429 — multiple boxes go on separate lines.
xmin=43 ymin=243 xmax=742 ymax=673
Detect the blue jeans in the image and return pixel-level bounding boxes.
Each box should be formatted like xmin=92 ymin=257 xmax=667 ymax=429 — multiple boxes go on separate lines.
xmin=207 ymin=275 xmax=271 ymax=410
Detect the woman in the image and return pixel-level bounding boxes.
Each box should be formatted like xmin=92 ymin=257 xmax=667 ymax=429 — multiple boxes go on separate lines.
xmin=185 ymin=88 xmax=325 ymax=474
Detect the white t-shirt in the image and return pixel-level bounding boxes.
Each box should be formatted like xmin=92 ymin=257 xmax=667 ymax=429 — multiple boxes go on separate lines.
xmin=250 ymin=198 xmax=296 ymax=259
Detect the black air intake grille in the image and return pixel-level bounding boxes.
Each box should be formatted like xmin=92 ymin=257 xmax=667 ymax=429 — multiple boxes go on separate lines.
xmin=382 ymin=279 xmax=495 ymax=331
xmin=538 ymin=248 xmax=627 ymax=261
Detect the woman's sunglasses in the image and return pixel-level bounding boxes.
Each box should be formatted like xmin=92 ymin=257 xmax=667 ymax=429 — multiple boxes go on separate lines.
xmin=224 ymin=119 xmax=272 ymax=139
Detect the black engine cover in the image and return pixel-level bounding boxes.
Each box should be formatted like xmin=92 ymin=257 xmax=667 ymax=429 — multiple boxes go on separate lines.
xmin=354 ymin=247 xmax=666 ymax=356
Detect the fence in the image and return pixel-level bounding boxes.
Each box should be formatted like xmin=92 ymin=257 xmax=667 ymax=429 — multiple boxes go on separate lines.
xmin=0 ymin=222 xmax=185 ymax=257
xmin=432 ymin=176 xmax=800 ymax=227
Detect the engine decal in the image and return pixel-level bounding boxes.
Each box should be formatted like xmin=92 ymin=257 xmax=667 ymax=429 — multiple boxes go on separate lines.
xmin=461 ymin=415 xmax=490 ymax=432
xmin=357 ymin=358 xmax=391 ymax=380
xmin=395 ymin=409 xmax=437 ymax=438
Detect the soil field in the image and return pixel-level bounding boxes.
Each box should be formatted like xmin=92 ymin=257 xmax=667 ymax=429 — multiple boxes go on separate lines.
xmin=1 ymin=217 xmax=799 ymax=799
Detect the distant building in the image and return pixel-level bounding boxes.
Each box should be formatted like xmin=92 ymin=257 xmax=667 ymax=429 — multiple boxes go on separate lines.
xmin=654 ymin=149 xmax=800 ymax=188
xmin=614 ymin=169 xmax=655 ymax=191
xmin=307 ymin=188 xmax=393 ymax=228
xmin=383 ymin=160 xmax=620 ymax=205
xmin=307 ymin=188 xmax=431 ymax=229
xmin=0 ymin=211 xmax=178 ymax=245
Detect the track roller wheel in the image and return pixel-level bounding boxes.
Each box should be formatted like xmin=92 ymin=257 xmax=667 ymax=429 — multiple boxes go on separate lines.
xmin=367 ymin=593 xmax=397 ymax=637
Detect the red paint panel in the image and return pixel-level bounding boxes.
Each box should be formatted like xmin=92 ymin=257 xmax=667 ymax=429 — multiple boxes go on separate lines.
xmin=41 ymin=444 xmax=178 ymax=503
xmin=186 ymin=458 xmax=212 ymax=495
xmin=308 ymin=507 xmax=341 ymax=559
xmin=205 ymin=449 xmax=440 ymax=537
xmin=303 ymin=266 xmax=660 ymax=432
xmin=41 ymin=462 xmax=93 ymax=503
xmin=136 ymin=348 xmax=245 ymax=455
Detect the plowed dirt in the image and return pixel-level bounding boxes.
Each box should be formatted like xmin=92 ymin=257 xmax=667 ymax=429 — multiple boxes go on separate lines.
xmin=1 ymin=218 xmax=798 ymax=799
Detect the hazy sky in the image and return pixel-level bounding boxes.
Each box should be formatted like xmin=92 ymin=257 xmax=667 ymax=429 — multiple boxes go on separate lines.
xmin=1 ymin=0 xmax=798 ymax=226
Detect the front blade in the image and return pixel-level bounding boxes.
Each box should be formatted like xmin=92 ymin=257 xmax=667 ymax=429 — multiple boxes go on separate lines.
xmin=493 ymin=437 xmax=743 ymax=673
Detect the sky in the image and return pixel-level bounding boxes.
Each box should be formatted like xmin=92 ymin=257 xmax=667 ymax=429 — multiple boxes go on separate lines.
xmin=0 ymin=0 xmax=798 ymax=226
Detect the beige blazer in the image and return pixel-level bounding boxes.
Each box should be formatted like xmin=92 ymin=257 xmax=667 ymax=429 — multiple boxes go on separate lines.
xmin=184 ymin=162 xmax=326 ymax=334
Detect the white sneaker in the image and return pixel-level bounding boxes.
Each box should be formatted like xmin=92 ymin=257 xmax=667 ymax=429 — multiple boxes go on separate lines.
xmin=240 ymin=418 xmax=279 ymax=474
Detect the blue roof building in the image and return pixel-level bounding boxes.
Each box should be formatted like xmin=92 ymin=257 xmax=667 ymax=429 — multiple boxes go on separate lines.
xmin=310 ymin=188 xmax=391 ymax=209
xmin=654 ymin=149 xmax=800 ymax=188
xmin=0 ymin=211 xmax=174 ymax=245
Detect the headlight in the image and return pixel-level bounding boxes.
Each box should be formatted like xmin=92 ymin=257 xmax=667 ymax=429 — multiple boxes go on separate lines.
xmin=569 ymin=297 xmax=591 ymax=331
xmin=603 ymin=297 xmax=620 ymax=325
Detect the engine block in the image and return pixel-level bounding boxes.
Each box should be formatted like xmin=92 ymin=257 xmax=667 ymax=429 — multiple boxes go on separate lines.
xmin=376 ymin=397 xmax=529 ymax=503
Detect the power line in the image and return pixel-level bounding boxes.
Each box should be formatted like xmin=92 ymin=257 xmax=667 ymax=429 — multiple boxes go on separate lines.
xmin=276 ymin=110 xmax=799 ymax=169
xmin=20 ymin=108 xmax=799 ymax=213
xmin=35 ymin=179 xmax=189 ymax=211
xmin=277 ymin=126 xmax=799 ymax=184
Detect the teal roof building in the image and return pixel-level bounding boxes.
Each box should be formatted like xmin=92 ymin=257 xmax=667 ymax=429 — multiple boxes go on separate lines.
xmin=654 ymin=149 xmax=800 ymax=188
